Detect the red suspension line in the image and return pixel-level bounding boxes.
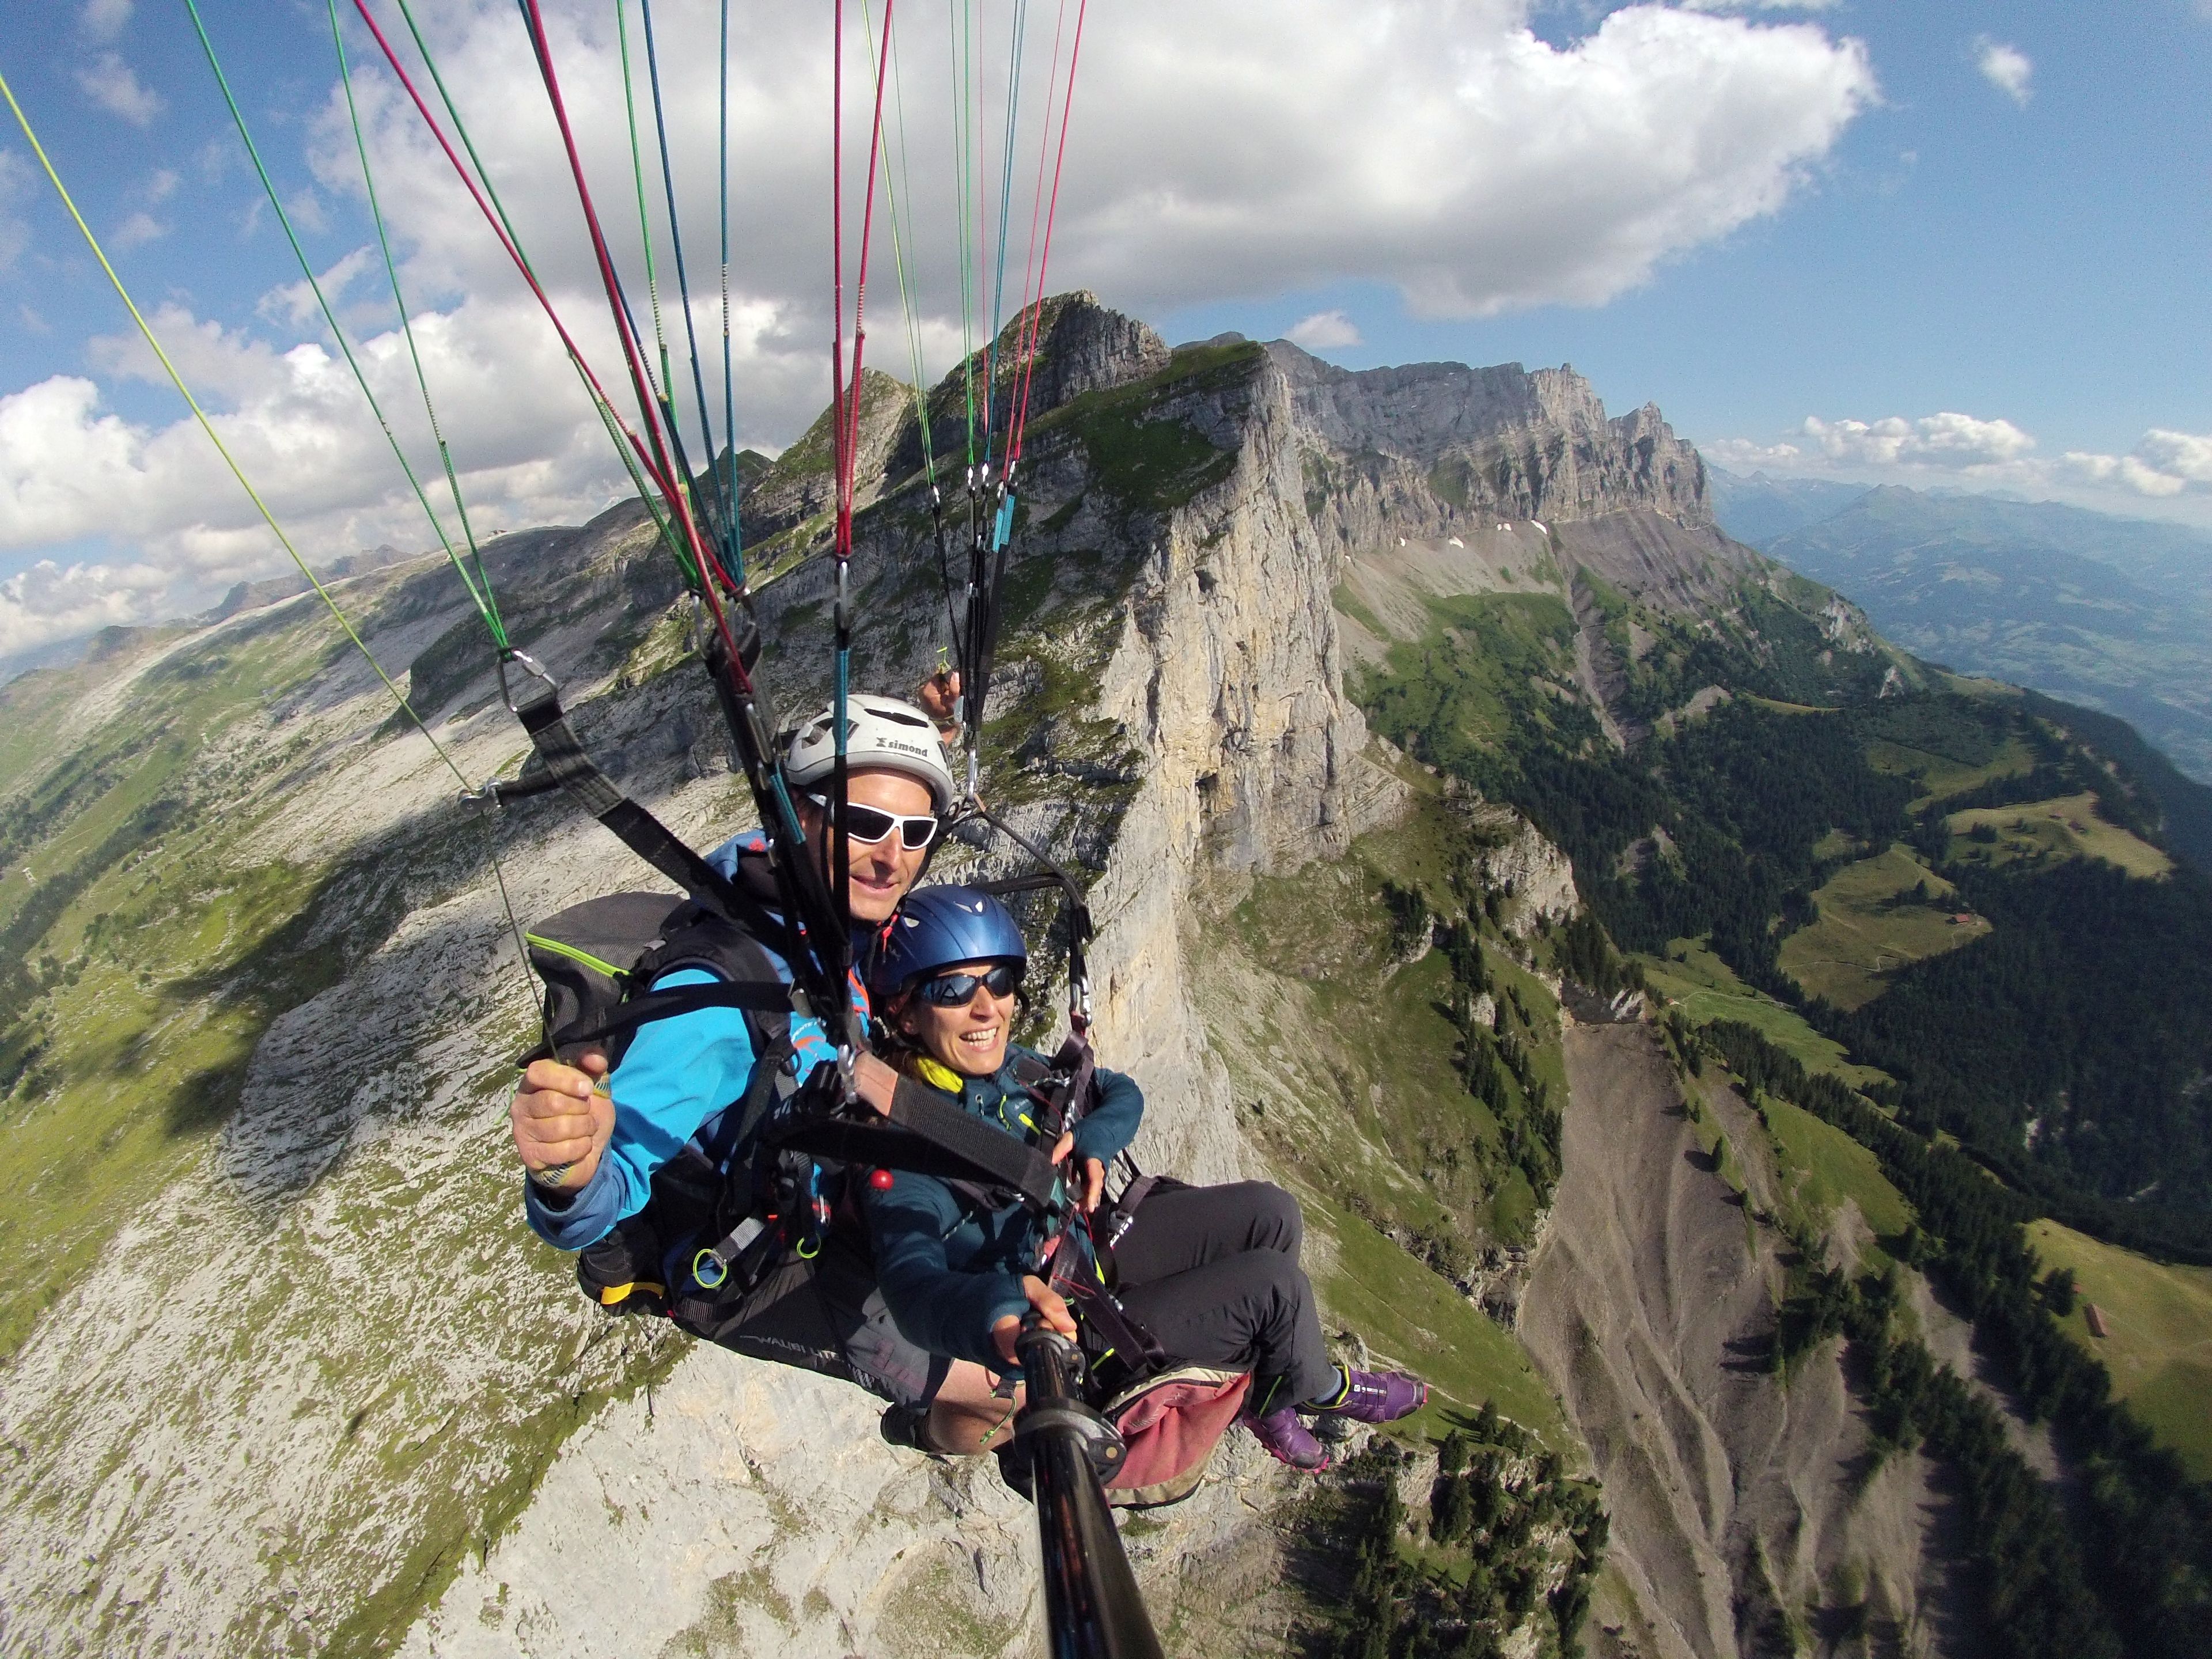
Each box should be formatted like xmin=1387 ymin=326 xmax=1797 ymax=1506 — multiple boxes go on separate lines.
xmin=836 ymin=0 xmax=897 ymax=559
xmin=1009 ymin=0 xmax=1087 ymax=467
xmin=513 ymin=0 xmax=731 ymax=621
xmin=347 ymin=1 xmax=710 ymax=593
xmin=1006 ymin=0 xmax=1069 ymax=466
xmin=829 ymin=1 xmax=847 ymax=564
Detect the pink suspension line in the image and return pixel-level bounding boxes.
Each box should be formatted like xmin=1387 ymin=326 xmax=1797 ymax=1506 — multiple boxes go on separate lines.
xmin=832 ymin=0 xmax=899 ymax=559
xmin=1008 ymin=0 xmax=1088 ymax=468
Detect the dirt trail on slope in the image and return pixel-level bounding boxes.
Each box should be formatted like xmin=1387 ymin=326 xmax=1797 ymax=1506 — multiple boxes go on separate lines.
xmin=1521 ymin=1022 xmax=1987 ymax=1659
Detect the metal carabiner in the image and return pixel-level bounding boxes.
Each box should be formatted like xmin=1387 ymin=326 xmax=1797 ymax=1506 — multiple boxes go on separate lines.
xmin=496 ymin=649 xmax=556 ymax=716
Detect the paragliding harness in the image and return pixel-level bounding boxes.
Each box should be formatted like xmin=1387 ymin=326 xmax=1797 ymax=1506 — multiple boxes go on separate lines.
xmin=519 ymin=859 xmax=1076 ymax=1379
xmin=1034 ymin=1154 xmax=1255 ymax=1511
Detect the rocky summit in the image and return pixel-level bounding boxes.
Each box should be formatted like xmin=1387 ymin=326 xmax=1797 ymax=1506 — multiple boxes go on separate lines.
xmin=3 ymin=295 xmax=2205 ymax=1659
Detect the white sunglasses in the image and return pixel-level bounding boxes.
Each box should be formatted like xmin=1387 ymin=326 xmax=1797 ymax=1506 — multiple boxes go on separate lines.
xmin=805 ymin=793 xmax=941 ymax=850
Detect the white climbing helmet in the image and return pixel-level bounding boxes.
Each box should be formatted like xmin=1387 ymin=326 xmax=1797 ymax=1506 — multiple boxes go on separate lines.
xmin=783 ymin=694 xmax=959 ymax=812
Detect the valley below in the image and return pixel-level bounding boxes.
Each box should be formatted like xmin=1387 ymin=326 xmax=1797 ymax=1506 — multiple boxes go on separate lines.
xmin=2 ymin=297 xmax=2207 ymax=1659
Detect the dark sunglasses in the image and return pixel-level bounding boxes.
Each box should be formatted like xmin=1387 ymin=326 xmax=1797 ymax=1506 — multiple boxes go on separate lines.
xmin=917 ymin=962 xmax=1024 ymax=1006
xmin=806 ymin=793 xmax=940 ymax=850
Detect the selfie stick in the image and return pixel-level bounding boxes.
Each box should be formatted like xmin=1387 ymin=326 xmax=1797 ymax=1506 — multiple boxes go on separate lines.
xmin=1012 ymin=1323 xmax=1166 ymax=1659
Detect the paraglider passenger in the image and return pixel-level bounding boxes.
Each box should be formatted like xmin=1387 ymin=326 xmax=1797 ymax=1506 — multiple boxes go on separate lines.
xmin=866 ymin=885 xmax=1429 ymax=1467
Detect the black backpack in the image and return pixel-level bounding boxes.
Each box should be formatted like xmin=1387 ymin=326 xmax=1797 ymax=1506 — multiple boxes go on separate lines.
xmin=524 ymin=889 xmax=809 ymax=1318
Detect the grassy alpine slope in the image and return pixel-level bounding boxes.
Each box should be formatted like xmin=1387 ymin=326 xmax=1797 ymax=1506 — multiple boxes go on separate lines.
xmin=1774 ymin=841 xmax=1985 ymax=1011
xmin=1195 ymin=793 xmax=1575 ymax=1452
xmin=1339 ymin=517 xmax=2212 ymax=1659
xmin=0 ymin=594 xmax=408 ymax=1357
xmin=2027 ymin=1219 xmax=2212 ymax=1481
xmin=1753 ymin=483 xmax=2212 ymax=785
xmin=1357 ymin=557 xmax=2212 ymax=1248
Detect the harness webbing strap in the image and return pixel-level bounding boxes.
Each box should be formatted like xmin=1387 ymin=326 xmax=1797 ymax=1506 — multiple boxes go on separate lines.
xmin=885 ymin=1073 xmax=1063 ymax=1203
xmin=508 ymin=687 xmax=780 ymax=938
xmin=768 ymin=1115 xmax=1060 ymax=1209
xmin=759 ymin=1071 xmax=1060 ymax=1208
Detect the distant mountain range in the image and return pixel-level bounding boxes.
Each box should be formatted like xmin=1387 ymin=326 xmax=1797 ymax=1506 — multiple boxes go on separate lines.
xmin=1710 ymin=470 xmax=2212 ymax=782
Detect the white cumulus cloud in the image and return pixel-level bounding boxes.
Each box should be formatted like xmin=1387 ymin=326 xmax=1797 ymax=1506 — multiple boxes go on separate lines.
xmin=110 ymin=211 xmax=165 ymax=250
xmin=79 ymin=0 xmax=134 ymax=45
xmin=1711 ymin=410 xmax=2212 ymax=524
xmin=1975 ymin=39 xmax=2033 ymax=105
xmin=1704 ymin=437 xmax=1803 ymax=470
xmin=1803 ymin=412 xmax=2036 ymax=467
xmin=1286 ymin=309 xmax=1362 ymax=351
xmin=0 ymin=558 xmax=171 ymax=659
xmin=1065 ymin=2 xmax=1876 ymax=318
xmin=1 ymin=0 xmax=1880 ymax=660
xmin=305 ymin=1 xmax=1875 ymax=339
xmin=2061 ymin=431 xmax=2212 ymax=499
xmin=75 ymin=52 xmax=165 ymax=126
xmin=2134 ymin=429 xmax=2212 ymax=486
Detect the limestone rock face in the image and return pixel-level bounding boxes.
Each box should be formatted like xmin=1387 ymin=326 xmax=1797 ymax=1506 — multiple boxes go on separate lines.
xmin=0 ymin=293 xmax=1791 ymax=1658
xmin=1270 ymin=343 xmax=1710 ymax=548
xmin=741 ymin=368 xmax=915 ymax=541
xmin=891 ymin=291 xmax=1176 ymax=487
xmin=1478 ymin=819 xmax=1581 ymax=938
xmin=1004 ymin=290 xmax=1175 ymax=418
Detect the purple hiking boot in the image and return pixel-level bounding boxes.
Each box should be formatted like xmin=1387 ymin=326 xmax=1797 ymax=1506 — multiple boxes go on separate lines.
xmin=1312 ymin=1368 xmax=1428 ymax=1425
xmin=1240 ymin=1402 xmax=1332 ymax=1471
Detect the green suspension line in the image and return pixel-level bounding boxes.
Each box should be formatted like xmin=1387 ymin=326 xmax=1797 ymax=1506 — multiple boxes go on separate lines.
xmin=186 ymin=0 xmax=511 ymax=652
xmin=325 ymin=0 xmax=506 ymax=649
xmin=615 ymin=0 xmax=676 ymax=412
xmin=385 ymin=0 xmax=700 ymax=590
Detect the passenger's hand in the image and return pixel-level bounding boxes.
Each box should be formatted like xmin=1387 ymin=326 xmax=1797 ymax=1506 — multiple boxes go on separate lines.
xmin=1048 ymin=1131 xmax=1107 ymax=1214
xmin=917 ymin=667 xmax=961 ymax=737
xmin=991 ymin=1274 xmax=1077 ymax=1366
xmin=852 ymin=1052 xmax=900 ymax=1118
xmin=511 ymin=1050 xmax=613 ymax=1191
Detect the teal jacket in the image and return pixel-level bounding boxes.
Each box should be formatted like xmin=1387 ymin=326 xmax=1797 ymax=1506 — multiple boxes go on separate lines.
xmin=862 ymin=1045 xmax=1142 ymax=1370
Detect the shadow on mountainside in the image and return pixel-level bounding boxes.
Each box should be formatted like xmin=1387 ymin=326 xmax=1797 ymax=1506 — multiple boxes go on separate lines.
xmin=202 ymin=800 xmax=544 ymax=1204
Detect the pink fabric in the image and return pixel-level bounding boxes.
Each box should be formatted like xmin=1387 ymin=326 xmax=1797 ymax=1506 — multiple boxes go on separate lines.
xmin=1105 ymin=1370 xmax=1251 ymax=1494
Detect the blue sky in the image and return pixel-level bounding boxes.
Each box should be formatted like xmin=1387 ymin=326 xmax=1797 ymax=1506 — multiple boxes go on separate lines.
xmin=2 ymin=1 xmax=2209 ymax=664
xmin=1155 ymin=1 xmax=2212 ymax=502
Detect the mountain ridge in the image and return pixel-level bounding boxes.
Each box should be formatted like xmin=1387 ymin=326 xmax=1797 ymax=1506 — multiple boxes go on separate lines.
xmin=1711 ymin=472 xmax=2212 ymax=783
xmin=2 ymin=296 xmax=2205 ymax=1658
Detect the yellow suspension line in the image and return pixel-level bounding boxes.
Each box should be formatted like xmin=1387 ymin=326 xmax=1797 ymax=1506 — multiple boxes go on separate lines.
xmin=0 ymin=65 xmax=472 ymax=793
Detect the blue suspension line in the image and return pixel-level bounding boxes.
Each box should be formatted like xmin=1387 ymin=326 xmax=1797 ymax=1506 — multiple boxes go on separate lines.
xmin=640 ymin=0 xmax=730 ymax=567
xmin=717 ymin=0 xmax=743 ymax=580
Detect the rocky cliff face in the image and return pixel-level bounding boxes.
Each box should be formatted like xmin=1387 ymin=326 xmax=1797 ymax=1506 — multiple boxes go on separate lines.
xmin=1522 ymin=1025 xmax=1987 ymax=1659
xmin=1273 ymin=343 xmax=1709 ymax=548
xmin=0 ymin=294 xmax=1906 ymax=1657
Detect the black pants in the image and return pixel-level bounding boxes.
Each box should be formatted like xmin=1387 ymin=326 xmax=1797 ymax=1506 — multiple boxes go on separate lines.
xmin=1109 ymin=1181 xmax=1335 ymax=1412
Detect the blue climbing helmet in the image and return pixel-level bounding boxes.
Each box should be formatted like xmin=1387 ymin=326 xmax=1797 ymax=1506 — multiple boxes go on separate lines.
xmin=877 ymin=884 xmax=1028 ymax=997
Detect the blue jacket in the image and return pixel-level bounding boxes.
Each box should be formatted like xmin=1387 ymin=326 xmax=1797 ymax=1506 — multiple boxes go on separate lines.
xmin=862 ymin=1046 xmax=1143 ymax=1370
xmin=525 ymin=833 xmax=868 ymax=1252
